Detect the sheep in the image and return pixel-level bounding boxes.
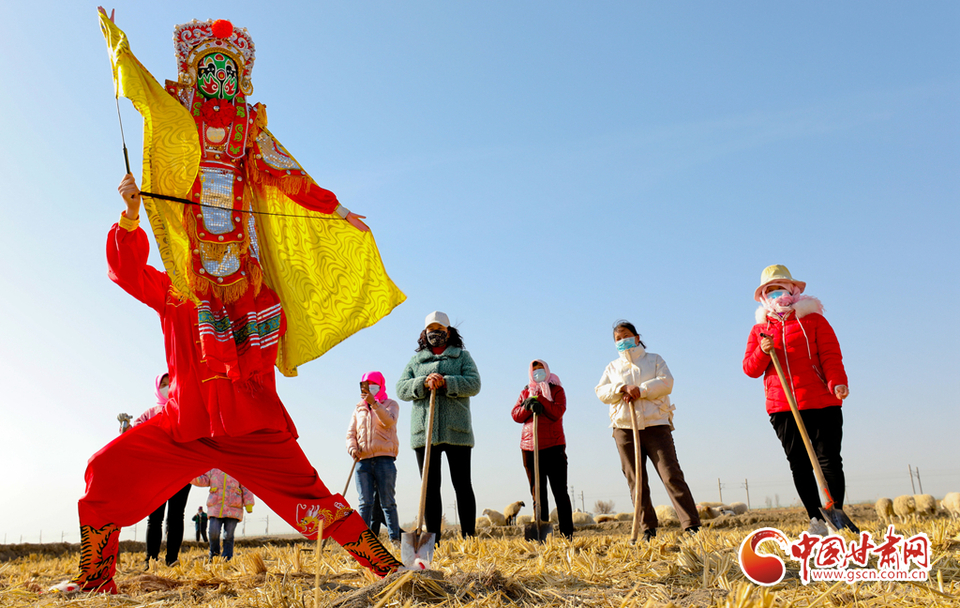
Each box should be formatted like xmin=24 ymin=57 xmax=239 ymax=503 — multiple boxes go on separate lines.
xmin=475 ymin=516 xmax=493 ymax=530
xmin=696 ymin=504 xmax=720 ymax=520
xmin=728 ymin=502 xmax=748 ymax=515
xmin=595 ymin=513 xmax=617 ymax=524
xmin=893 ymin=495 xmax=915 ymax=521
xmin=616 ymin=512 xmax=634 ymax=522
xmin=875 ymin=498 xmax=894 ymax=524
xmin=516 ymin=514 xmax=534 ymax=526
xmin=914 ymin=494 xmax=937 ymax=518
xmin=941 ymin=492 xmax=960 ymax=519
xmin=481 ymin=508 xmax=506 ymax=527
xmin=503 ymin=501 xmax=525 ymax=526
xmin=699 ymin=501 xmax=725 ymax=508
xmin=549 ymin=508 xmax=559 ymax=524
xmin=655 ymin=504 xmax=678 ymax=523
xmin=572 ymin=511 xmax=595 ymax=525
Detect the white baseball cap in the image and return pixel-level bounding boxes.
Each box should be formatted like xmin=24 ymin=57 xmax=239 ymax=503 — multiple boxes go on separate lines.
xmin=424 ymin=311 xmax=450 ymax=328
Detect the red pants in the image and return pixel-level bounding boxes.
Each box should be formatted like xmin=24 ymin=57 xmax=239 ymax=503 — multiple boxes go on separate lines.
xmin=83 ymin=415 xmax=360 ymax=541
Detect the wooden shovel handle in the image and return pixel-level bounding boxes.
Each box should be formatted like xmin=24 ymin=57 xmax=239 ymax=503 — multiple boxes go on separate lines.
xmin=764 ymin=341 xmax=837 ymax=507
xmin=627 ymin=398 xmax=642 ymax=542
xmin=415 ymin=389 xmax=437 ymax=534
xmin=532 ymin=411 xmax=542 ymax=525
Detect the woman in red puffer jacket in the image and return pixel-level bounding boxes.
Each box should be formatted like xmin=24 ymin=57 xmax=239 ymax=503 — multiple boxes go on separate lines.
xmin=511 ymin=359 xmax=574 ymax=538
xmin=743 ymin=265 xmax=850 ymax=535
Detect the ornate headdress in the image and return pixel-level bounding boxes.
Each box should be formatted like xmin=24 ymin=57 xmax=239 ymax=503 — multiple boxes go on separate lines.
xmin=173 ymin=19 xmax=256 ymax=95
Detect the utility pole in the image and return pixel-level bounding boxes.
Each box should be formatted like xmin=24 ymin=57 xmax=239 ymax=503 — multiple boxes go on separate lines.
xmin=62 ymin=531 xmax=65 ymax=543
xmin=453 ymin=501 xmax=458 ymax=526
xmin=915 ymin=467 xmax=923 ymax=494
xmin=908 ymin=464 xmax=916 ymax=494
xmin=39 ymin=530 xmax=42 ymax=544
xmin=261 ymin=516 xmax=269 ymax=535
xmin=718 ymin=478 xmax=723 ymax=503
xmin=580 ymin=491 xmax=585 ymax=512
xmin=570 ymin=485 xmax=575 ymax=510
xmin=133 ymin=524 xmax=137 ymax=542
xmin=242 ymin=519 xmax=246 ymax=537
xmin=742 ymin=479 xmax=751 ymax=510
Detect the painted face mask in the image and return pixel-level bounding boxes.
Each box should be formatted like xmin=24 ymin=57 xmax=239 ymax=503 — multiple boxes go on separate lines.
xmin=616 ymin=337 xmax=638 ymax=353
xmin=532 ymin=369 xmax=547 ymax=382
xmin=367 ymin=384 xmax=381 ymax=398
xmin=426 ymin=330 xmax=447 ymax=348
xmin=197 ymin=52 xmax=239 ymax=100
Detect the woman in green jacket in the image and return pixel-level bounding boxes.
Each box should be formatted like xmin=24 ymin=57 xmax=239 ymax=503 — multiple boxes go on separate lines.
xmin=396 ymin=311 xmax=481 ymax=540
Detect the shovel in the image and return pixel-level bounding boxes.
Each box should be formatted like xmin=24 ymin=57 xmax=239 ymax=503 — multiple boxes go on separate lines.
xmin=762 ymin=335 xmax=859 ymax=534
xmin=401 ymin=388 xmax=437 ymax=569
xmin=626 ymin=397 xmax=642 ymax=545
xmin=523 ymin=410 xmax=553 ymax=542
xmin=318 ymin=458 xmax=358 ymax=551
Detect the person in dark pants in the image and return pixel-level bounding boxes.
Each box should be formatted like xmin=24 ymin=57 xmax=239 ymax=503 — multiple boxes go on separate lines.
xmin=743 ymin=265 xmax=850 ymax=536
xmin=396 ymin=311 xmax=481 ymax=542
xmin=511 ymin=359 xmax=574 ymax=539
xmin=192 ymin=507 xmax=208 ymax=543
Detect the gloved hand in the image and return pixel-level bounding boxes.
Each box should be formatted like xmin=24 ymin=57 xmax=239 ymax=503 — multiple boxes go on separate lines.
xmin=523 ymin=397 xmax=544 ymax=415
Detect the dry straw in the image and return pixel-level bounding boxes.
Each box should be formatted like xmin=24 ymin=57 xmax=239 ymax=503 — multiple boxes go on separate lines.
xmin=1 ymin=507 xmax=958 ymax=607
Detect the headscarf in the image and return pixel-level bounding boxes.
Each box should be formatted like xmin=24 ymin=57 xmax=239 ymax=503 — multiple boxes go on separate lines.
xmin=528 ymin=359 xmax=562 ymax=402
xmin=155 ymin=373 xmax=170 ymax=407
xmin=361 ymin=371 xmax=388 ymax=402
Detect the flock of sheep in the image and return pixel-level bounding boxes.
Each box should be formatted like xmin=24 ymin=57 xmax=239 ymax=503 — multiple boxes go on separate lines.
xmin=875 ymin=492 xmax=960 ymax=523
xmin=475 ymin=493 xmax=960 ymax=531
xmin=475 ymin=500 xmax=750 ymax=529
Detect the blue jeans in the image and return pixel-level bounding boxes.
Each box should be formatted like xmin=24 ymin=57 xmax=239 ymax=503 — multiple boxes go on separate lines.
xmin=208 ymin=517 xmax=239 ymax=560
xmin=355 ymin=456 xmax=400 ymax=541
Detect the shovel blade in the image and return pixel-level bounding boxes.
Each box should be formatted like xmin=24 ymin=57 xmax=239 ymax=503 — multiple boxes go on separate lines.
xmin=523 ymin=521 xmax=553 ymax=543
xmin=400 ymin=530 xmax=435 ymax=570
xmin=820 ymin=507 xmax=859 ymax=534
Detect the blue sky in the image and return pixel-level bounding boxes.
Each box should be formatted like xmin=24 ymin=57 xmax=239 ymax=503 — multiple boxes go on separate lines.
xmin=0 ymin=1 xmax=957 ymax=543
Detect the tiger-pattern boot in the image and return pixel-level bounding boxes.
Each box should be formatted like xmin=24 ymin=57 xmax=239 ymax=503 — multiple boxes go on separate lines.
xmin=336 ymin=512 xmax=402 ymax=577
xmin=48 ymin=523 xmax=120 ymax=594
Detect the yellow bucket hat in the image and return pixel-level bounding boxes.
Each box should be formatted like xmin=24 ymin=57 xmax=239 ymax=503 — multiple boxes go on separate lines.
xmin=754 ymin=264 xmax=806 ymax=302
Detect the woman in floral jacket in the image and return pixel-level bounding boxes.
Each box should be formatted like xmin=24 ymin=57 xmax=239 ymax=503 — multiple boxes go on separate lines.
xmin=192 ymin=469 xmax=255 ymax=560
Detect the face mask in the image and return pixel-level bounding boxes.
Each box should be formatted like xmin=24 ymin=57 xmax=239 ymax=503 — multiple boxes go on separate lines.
xmin=616 ymin=337 xmax=637 ymax=353
xmin=532 ymin=369 xmax=547 ymax=383
xmin=426 ymin=330 xmax=447 ymax=347
xmin=367 ymin=384 xmax=380 ymax=397
xmin=766 ymin=290 xmax=788 ymax=301
xmin=159 ymin=385 xmax=170 ymax=399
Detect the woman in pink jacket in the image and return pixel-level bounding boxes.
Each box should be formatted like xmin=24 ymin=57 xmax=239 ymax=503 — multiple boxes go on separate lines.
xmin=743 ymin=265 xmax=850 ymax=536
xmin=191 ymin=469 xmax=255 ymax=560
xmin=346 ymin=372 xmax=401 ymax=542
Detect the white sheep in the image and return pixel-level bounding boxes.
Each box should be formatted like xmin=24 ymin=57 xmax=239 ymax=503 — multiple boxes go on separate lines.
xmin=728 ymin=502 xmax=748 ymax=515
xmin=699 ymin=501 xmax=725 ymax=508
xmin=475 ymin=516 xmax=492 ymax=530
xmin=481 ymin=508 xmax=506 ymax=526
xmin=893 ymin=495 xmax=916 ymax=521
xmin=572 ymin=511 xmax=595 ymax=525
xmin=549 ymin=508 xmax=559 ymax=524
xmin=516 ymin=514 xmax=534 ymax=526
xmin=595 ymin=513 xmax=617 ymax=524
xmin=940 ymin=492 xmax=960 ymax=519
xmin=875 ymin=498 xmax=894 ymax=524
xmin=616 ymin=512 xmax=633 ymax=522
xmin=503 ymin=501 xmax=525 ymax=526
xmin=655 ymin=504 xmax=678 ymax=523
xmin=914 ymin=494 xmax=937 ymax=518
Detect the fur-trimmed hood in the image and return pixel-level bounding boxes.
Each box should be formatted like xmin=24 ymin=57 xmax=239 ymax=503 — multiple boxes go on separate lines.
xmin=755 ymin=296 xmax=824 ymax=324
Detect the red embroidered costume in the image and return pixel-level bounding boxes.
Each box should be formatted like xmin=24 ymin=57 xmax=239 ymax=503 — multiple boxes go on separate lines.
xmin=52 ymin=11 xmax=404 ymax=594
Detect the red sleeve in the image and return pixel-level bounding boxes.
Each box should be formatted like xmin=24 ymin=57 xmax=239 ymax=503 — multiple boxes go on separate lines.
xmin=106 ymin=223 xmax=170 ymax=314
xmin=288 ymin=181 xmax=340 ymax=215
xmin=540 ymin=386 xmax=566 ymax=422
xmin=812 ymin=315 xmax=848 ymax=391
xmin=511 ymin=388 xmax=532 ymax=423
xmin=742 ymin=325 xmax=771 ymax=378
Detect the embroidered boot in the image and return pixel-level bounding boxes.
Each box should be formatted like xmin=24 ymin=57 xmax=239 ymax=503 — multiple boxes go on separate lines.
xmin=342 ymin=528 xmax=403 ymax=577
xmin=48 ymin=523 xmax=120 ymax=594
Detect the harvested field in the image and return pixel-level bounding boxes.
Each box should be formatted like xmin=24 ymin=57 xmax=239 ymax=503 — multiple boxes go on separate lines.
xmin=2 ymin=505 xmax=958 ymax=607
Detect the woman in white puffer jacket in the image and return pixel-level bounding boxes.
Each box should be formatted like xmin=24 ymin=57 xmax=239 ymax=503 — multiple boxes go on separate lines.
xmin=595 ymin=320 xmax=700 ymax=540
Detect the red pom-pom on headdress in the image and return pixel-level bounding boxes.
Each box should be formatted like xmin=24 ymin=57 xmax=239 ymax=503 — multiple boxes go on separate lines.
xmin=211 ymin=19 xmax=233 ymax=39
